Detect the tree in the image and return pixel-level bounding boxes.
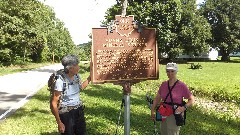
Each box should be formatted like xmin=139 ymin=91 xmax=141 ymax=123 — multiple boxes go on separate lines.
xmin=0 ymin=0 xmax=75 ymax=64
xmin=179 ymin=0 xmax=211 ymax=56
xmin=76 ymin=42 xmax=91 ymax=61
xmin=105 ymin=0 xmax=211 ymax=60
xmin=106 ymin=0 xmax=183 ymax=60
xmin=201 ymin=0 xmax=240 ymax=61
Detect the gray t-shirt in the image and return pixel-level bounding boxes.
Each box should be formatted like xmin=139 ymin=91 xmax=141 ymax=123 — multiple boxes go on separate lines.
xmin=54 ymin=73 xmax=82 ymax=107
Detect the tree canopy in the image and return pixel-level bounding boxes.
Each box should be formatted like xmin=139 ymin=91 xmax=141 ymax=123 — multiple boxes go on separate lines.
xmin=0 ymin=0 xmax=75 ymax=65
xmin=106 ymin=0 xmax=212 ymax=60
xmin=200 ymin=0 xmax=240 ymax=61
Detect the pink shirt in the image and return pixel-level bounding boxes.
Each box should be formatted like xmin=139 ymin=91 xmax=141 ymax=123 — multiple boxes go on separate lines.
xmin=158 ymin=80 xmax=192 ymax=107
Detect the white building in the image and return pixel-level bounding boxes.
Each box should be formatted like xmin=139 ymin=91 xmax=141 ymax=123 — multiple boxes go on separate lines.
xmin=177 ymin=47 xmax=219 ymax=60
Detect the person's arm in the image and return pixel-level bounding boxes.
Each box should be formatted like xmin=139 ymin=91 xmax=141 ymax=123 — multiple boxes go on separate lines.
xmin=81 ymin=76 xmax=91 ymax=90
xmin=185 ymin=94 xmax=195 ymax=108
xmin=151 ymin=93 xmax=161 ymax=121
xmin=50 ymin=91 xmax=65 ymax=133
xmin=176 ymin=95 xmax=195 ymax=113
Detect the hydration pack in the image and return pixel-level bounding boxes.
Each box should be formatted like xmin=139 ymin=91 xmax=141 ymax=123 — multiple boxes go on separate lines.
xmin=48 ymin=69 xmax=68 ymax=108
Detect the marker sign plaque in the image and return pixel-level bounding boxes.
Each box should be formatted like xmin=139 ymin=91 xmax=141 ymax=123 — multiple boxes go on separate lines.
xmin=91 ymin=15 xmax=158 ymax=84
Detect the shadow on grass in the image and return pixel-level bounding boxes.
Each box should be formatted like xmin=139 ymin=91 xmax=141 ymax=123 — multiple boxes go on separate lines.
xmin=31 ymin=92 xmax=49 ymax=102
xmin=10 ymin=107 xmax=49 ymax=119
xmin=5 ymin=83 xmax=239 ymax=134
xmin=85 ymin=103 xmax=240 ymax=134
xmin=83 ymin=85 xmax=240 ymax=134
xmin=40 ymin=132 xmax=59 ymax=135
xmin=84 ymin=84 xmax=149 ymax=106
xmin=181 ymin=107 xmax=240 ymax=135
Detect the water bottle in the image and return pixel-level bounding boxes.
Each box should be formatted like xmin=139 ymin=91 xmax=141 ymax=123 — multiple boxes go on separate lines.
xmin=173 ymin=105 xmax=184 ymax=126
xmin=173 ymin=105 xmax=180 ymax=114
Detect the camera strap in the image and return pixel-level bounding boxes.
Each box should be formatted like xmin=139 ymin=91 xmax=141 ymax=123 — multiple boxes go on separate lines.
xmin=163 ymin=80 xmax=179 ymax=104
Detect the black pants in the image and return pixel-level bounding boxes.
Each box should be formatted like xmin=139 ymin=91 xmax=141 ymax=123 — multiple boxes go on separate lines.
xmin=59 ymin=106 xmax=86 ymax=135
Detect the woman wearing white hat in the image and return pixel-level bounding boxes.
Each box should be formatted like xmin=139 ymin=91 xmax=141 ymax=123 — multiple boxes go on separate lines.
xmin=151 ymin=62 xmax=195 ymax=135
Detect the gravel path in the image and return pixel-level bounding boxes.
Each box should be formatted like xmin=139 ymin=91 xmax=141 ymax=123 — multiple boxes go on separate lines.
xmin=194 ymin=96 xmax=240 ymax=119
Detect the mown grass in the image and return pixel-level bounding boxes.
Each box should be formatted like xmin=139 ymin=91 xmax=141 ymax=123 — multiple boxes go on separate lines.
xmin=0 ymin=62 xmax=52 ymax=76
xmin=177 ymin=62 xmax=240 ymax=103
xmin=0 ymin=60 xmax=240 ymax=134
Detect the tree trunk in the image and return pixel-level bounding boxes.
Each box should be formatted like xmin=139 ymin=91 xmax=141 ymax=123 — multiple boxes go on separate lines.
xmin=52 ymin=52 xmax=55 ymax=63
xmin=23 ymin=46 xmax=26 ymax=63
xmin=220 ymin=47 xmax=230 ymax=61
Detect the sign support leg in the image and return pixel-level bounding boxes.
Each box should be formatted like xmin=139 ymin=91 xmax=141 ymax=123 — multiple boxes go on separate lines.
xmin=124 ymin=94 xmax=130 ymax=135
xmin=122 ymin=82 xmax=131 ymax=135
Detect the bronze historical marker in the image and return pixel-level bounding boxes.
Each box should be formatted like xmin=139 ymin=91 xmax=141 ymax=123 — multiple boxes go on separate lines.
xmin=91 ymin=15 xmax=158 ymax=84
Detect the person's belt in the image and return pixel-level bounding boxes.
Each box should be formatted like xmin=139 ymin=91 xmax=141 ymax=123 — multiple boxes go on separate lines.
xmin=66 ymin=104 xmax=82 ymax=111
xmin=59 ymin=102 xmax=82 ymax=114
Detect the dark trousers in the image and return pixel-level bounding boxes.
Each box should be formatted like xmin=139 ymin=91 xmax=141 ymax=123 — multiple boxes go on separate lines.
xmin=59 ymin=106 xmax=86 ymax=135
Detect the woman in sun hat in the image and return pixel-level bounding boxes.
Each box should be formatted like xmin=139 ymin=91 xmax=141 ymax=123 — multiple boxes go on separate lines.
xmin=151 ymin=62 xmax=195 ymax=135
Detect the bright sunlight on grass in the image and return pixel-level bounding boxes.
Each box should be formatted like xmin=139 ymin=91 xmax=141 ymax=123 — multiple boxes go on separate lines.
xmin=0 ymin=60 xmax=240 ymax=134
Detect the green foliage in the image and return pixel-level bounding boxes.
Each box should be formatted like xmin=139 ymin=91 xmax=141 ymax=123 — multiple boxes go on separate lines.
xmin=200 ymin=0 xmax=240 ymax=61
xmin=0 ymin=62 xmax=240 ymax=134
xmin=76 ymin=42 xmax=91 ymax=61
xmin=179 ymin=62 xmax=240 ymax=103
xmin=189 ymin=63 xmax=203 ymax=69
xmin=0 ymin=62 xmax=51 ymax=76
xmin=179 ymin=0 xmax=211 ymax=56
xmin=104 ymin=0 xmax=211 ymax=60
xmin=0 ymin=0 xmax=75 ymax=64
xmin=40 ymin=45 xmax=50 ymax=62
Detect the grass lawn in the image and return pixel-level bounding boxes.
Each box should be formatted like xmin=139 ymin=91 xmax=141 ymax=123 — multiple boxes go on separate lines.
xmin=0 ymin=60 xmax=240 ymax=134
xmin=0 ymin=62 xmax=52 ymax=76
xmin=172 ymin=62 xmax=240 ymax=102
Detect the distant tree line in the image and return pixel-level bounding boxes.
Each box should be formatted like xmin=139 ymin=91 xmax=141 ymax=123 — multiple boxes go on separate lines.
xmin=0 ymin=0 xmax=76 ymax=66
xmin=76 ymin=42 xmax=91 ymax=61
xmin=103 ymin=0 xmax=240 ymax=61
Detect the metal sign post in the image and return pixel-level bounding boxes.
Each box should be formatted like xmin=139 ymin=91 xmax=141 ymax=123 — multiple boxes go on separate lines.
xmin=122 ymin=82 xmax=131 ymax=135
xmin=91 ymin=15 xmax=158 ymax=135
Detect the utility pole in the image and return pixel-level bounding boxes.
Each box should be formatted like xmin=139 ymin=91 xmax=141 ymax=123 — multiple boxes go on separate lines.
xmin=121 ymin=0 xmax=128 ymax=16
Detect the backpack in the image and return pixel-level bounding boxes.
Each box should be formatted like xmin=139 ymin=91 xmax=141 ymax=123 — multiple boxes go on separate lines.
xmin=48 ymin=69 xmax=68 ymax=108
xmin=48 ymin=69 xmax=81 ymax=109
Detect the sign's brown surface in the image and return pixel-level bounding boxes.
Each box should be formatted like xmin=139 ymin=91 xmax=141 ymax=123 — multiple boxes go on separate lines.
xmin=91 ymin=15 xmax=158 ymax=84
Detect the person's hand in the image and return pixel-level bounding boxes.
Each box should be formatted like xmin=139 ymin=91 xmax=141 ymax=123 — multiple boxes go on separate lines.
xmin=58 ymin=122 xmax=65 ymax=133
xmin=175 ymin=106 xmax=185 ymax=114
xmin=87 ymin=75 xmax=91 ymax=82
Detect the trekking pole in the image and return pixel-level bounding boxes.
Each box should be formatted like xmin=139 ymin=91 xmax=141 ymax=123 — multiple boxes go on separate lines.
xmin=115 ymin=98 xmax=125 ymax=135
xmin=146 ymin=92 xmax=159 ymax=135
xmin=154 ymin=121 xmax=159 ymax=135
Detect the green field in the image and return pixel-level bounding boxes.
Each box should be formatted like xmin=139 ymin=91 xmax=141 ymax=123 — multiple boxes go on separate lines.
xmin=166 ymin=62 xmax=240 ymax=102
xmin=0 ymin=62 xmax=52 ymax=76
xmin=0 ymin=60 xmax=240 ymax=134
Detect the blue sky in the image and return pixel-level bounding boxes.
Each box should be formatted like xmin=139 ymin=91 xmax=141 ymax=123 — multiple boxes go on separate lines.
xmin=39 ymin=0 xmax=205 ymax=45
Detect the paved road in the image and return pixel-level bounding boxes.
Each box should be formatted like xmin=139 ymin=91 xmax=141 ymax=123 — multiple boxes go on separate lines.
xmin=0 ymin=63 xmax=63 ymax=122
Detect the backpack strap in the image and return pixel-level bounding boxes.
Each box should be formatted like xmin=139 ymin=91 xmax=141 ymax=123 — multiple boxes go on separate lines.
xmin=55 ymin=72 xmax=68 ymax=109
xmin=75 ymin=74 xmax=82 ymax=89
xmin=54 ymin=71 xmax=67 ymax=91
